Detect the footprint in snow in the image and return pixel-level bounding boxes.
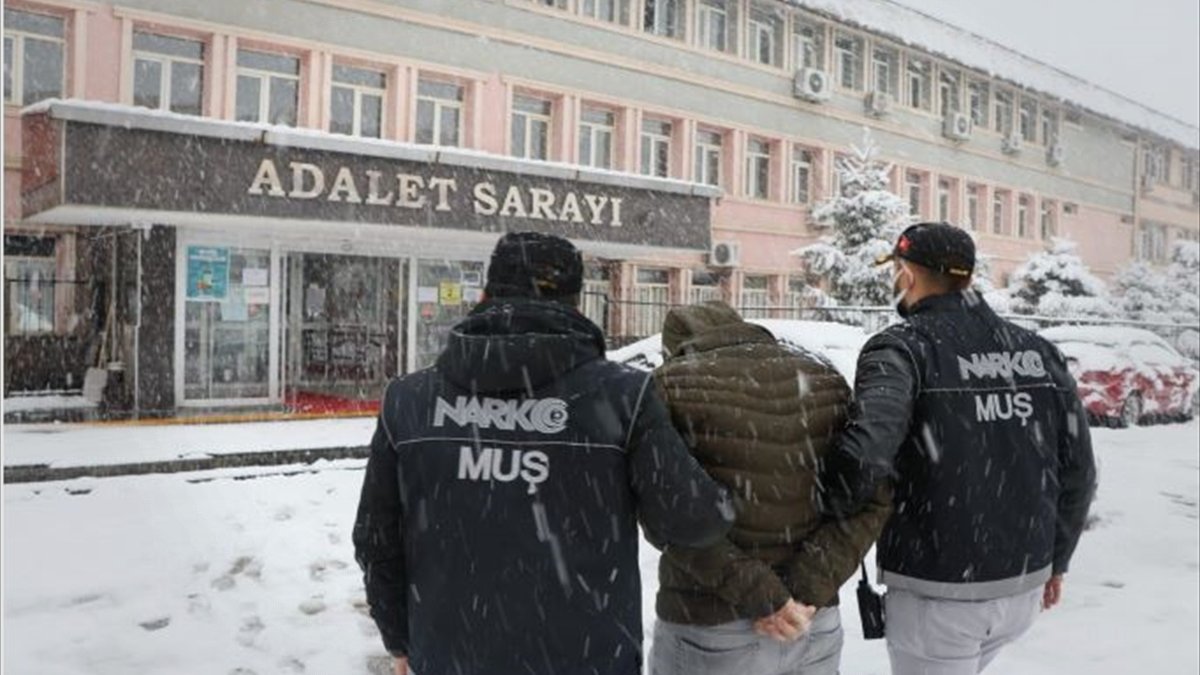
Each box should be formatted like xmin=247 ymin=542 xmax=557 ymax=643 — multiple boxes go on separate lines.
xmin=236 ymin=616 xmax=265 ymax=647
xmin=309 ymin=559 xmax=348 ymax=582
xmin=279 ymin=657 xmax=306 ymax=673
xmin=274 ymin=506 xmax=295 ymax=522
xmin=139 ymin=616 xmax=171 ymax=631
xmin=299 ymin=597 xmax=327 ymax=615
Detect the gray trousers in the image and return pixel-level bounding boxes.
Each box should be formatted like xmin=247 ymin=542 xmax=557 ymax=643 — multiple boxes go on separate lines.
xmin=885 ymin=587 xmax=1041 ymax=675
xmin=649 ymin=607 xmax=843 ymax=675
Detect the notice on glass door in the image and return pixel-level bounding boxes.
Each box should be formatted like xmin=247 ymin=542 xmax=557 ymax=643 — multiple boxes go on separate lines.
xmin=186 ymin=246 xmax=230 ymax=301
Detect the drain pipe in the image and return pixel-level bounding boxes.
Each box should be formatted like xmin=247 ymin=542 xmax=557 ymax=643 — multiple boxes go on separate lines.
xmin=132 ymin=223 xmax=149 ymax=419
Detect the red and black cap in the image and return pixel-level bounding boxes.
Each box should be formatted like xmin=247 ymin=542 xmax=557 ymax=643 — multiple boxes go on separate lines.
xmin=485 ymin=231 xmax=584 ymax=300
xmin=876 ymin=222 xmax=976 ymax=277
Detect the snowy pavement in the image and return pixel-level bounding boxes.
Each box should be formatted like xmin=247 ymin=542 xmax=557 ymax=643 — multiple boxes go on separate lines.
xmin=1 ymin=417 xmax=377 ymax=468
xmin=3 ymin=422 xmax=1198 ymax=675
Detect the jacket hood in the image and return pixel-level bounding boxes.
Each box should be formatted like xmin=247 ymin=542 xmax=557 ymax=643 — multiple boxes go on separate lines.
xmin=663 ymin=301 xmax=774 ymax=357
xmin=436 ymin=298 xmax=606 ymax=394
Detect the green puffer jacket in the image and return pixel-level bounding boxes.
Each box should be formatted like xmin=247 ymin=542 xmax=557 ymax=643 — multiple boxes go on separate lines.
xmin=654 ymin=302 xmax=892 ymax=626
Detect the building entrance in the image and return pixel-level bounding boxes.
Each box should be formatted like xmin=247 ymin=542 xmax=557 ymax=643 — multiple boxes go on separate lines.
xmin=284 ymin=253 xmax=401 ymax=413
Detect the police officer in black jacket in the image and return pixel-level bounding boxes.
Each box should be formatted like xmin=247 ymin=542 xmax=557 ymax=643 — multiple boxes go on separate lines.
xmin=823 ymin=223 xmax=1097 ymax=675
xmin=353 ymin=231 xmax=734 ymax=675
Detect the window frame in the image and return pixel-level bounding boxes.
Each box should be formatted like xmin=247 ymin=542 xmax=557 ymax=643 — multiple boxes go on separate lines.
xmin=1017 ymin=195 xmax=1031 ymax=238
xmin=792 ymin=17 xmax=825 ymax=71
xmin=938 ymin=67 xmax=961 ymax=118
xmin=511 ymin=93 xmax=554 ymax=161
xmin=871 ymin=45 xmax=899 ymax=96
xmin=578 ymin=105 xmax=616 ymax=169
xmin=966 ymin=183 xmax=983 ymax=231
xmin=791 ymin=145 xmax=814 ymax=204
xmin=3 ymin=8 xmax=66 ymax=106
xmin=993 ymin=89 xmax=1015 ymax=135
xmin=937 ymin=178 xmax=953 ymax=222
xmin=695 ymin=0 xmax=730 ymax=53
xmin=906 ymin=170 xmax=925 ymax=216
xmin=643 ymin=0 xmax=683 ymax=39
xmin=744 ymin=137 xmax=771 ymax=200
xmin=640 ymin=117 xmax=673 ymax=178
xmin=992 ymin=189 xmax=1010 ymax=235
xmin=1019 ymin=96 xmax=1039 ymax=143
xmin=967 ymin=79 xmax=989 ymax=128
xmin=330 ymin=63 xmax=386 ymax=138
xmin=235 ymin=49 xmax=301 ymax=126
xmin=746 ymin=3 xmax=782 ymax=67
xmin=905 ymin=54 xmax=932 ymax=111
xmin=1040 ymin=199 xmax=1057 ymax=240
xmin=694 ymin=128 xmax=723 ymax=187
xmin=416 ymin=77 xmax=465 ymax=147
xmin=579 ymin=0 xmax=628 ymax=24
xmin=833 ymin=32 xmax=863 ymax=91
xmin=131 ymin=31 xmax=206 ymax=116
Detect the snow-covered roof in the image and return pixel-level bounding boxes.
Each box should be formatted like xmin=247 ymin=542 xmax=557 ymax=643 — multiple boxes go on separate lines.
xmin=784 ymin=0 xmax=1199 ymax=149
xmin=23 ymin=99 xmax=723 ymax=199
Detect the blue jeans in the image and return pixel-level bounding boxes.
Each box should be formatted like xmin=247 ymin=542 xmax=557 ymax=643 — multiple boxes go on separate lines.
xmin=649 ymin=607 xmax=843 ymax=675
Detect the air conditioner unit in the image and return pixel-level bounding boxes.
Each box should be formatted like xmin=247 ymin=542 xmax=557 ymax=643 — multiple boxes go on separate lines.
xmin=793 ymin=68 xmax=831 ymax=103
xmin=1002 ymin=131 xmax=1023 ymax=155
xmin=864 ymin=90 xmax=891 ymax=117
xmin=709 ymin=241 xmax=740 ymax=267
xmin=1046 ymin=141 xmax=1066 ymax=167
xmin=943 ymin=111 xmax=972 ymax=141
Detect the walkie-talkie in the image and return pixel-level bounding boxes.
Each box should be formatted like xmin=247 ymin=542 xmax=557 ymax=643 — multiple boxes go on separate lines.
xmin=856 ymin=562 xmax=886 ymax=640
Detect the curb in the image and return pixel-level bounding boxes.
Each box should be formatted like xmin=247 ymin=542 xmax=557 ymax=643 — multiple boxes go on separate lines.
xmin=3 ymin=446 xmax=371 ymax=484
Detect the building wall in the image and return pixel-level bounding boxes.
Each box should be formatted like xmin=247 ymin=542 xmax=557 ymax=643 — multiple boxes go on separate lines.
xmin=4 ymin=0 xmax=1197 ymax=356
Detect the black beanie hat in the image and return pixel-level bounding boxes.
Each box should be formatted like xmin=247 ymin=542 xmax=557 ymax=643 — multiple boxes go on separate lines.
xmin=484 ymin=231 xmax=584 ymax=300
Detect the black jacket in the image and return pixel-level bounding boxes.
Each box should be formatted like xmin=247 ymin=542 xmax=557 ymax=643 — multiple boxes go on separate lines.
xmin=824 ymin=293 xmax=1097 ymax=600
xmin=352 ymin=298 xmax=734 ymax=675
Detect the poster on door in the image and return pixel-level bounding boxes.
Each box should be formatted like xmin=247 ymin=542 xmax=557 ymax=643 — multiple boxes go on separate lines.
xmin=186 ymin=246 xmax=230 ymax=300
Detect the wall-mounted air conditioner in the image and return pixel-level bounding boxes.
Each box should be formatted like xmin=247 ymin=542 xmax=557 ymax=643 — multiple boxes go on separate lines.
xmin=709 ymin=241 xmax=740 ymax=267
xmin=943 ymin=112 xmax=972 ymax=141
xmin=793 ymin=68 xmax=831 ymax=103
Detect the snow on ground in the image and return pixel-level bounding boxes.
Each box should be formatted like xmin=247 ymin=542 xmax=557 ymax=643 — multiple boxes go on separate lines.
xmin=2 ymin=394 xmax=97 ymax=414
xmin=1 ymin=417 xmax=377 ymax=468
xmin=4 ymin=423 xmax=1198 ymax=675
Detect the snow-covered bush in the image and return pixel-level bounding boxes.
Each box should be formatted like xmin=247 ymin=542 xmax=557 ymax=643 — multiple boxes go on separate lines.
xmin=1112 ymin=261 xmax=1173 ymax=323
xmin=792 ymin=128 xmax=911 ymax=306
xmin=1008 ymin=238 xmax=1116 ymax=318
xmin=1165 ymin=241 xmax=1200 ymax=327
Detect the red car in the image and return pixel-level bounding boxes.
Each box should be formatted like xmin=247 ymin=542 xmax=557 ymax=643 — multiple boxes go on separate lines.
xmin=1040 ymin=326 xmax=1199 ymax=428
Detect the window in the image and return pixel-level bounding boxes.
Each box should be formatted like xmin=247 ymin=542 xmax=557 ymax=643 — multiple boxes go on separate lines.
xmin=1017 ymin=195 xmax=1031 ymax=238
xmin=1183 ymin=156 xmax=1199 ymax=192
xmin=579 ymin=107 xmax=615 ymax=169
xmin=132 ymin=32 xmax=203 ymax=116
xmin=834 ymin=33 xmax=863 ymax=90
xmin=1019 ymin=97 xmax=1038 ymax=143
xmin=4 ymin=235 xmax=56 ymax=335
xmin=938 ymin=68 xmax=961 ymax=117
xmin=644 ymin=0 xmax=682 ymax=39
xmin=330 ymin=64 xmax=384 ymax=138
xmin=792 ymin=18 xmax=825 ymax=70
xmin=967 ymin=80 xmax=989 ymax=127
xmin=745 ymin=138 xmax=771 ymax=199
xmin=4 ymin=9 xmax=65 ymax=105
xmin=1145 ymin=146 xmax=1167 ymax=184
xmin=694 ymin=129 xmax=723 ymax=187
xmin=905 ymin=56 xmax=931 ymax=110
xmin=1041 ymin=107 xmax=1059 ymax=145
xmin=871 ymin=46 xmax=898 ymax=96
xmin=831 ymin=153 xmax=849 ymax=197
xmin=416 ymin=79 xmax=463 ymax=146
xmin=747 ymin=4 xmax=783 ymax=67
xmin=640 ymin=118 xmax=672 ymax=178
xmin=235 ymin=50 xmax=300 ymax=126
xmin=696 ymin=0 xmax=733 ymax=53
xmin=579 ymin=0 xmax=628 ymax=23
xmin=791 ymin=146 xmax=814 ymax=204
xmin=992 ymin=190 xmax=1009 ymax=235
xmin=1040 ymin=200 xmax=1057 ymax=239
xmin=581 ymin=264 xmax=610 ymax=329
xmin=1138 ymin=222 xmax=1168 ymax=262
xmin=512 ymin=95 xmax=553 ymax=160
xmin=993 ymin=90 xmax=1014 ymax=134
xmin=535 ymin=0 xmax=567 ymax=7
xmin=631 ymin=267 xmax=670 ymax=337
xmin=741 ymin=275 xmax=770 ymax=318
xmin=937 ymin=178 xmax=953 ymax=222
xmin=906 ymin=171 xmax=924 ymax=216
xmin=966 ymin=183 xmax=983 ymax=231
xmin=689 ymin=269 xmax=723 ymax=304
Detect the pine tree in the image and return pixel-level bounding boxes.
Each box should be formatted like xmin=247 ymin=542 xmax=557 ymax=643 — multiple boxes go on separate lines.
xmin=1008 ymin=238 xmax=1115 ymax=317
xmin=1112 ymin=261 xmax=1172 ymax=323
xmin=1165 ymin=241 xmax=1200 ymax=326
xmin=792 ymin=128 xmax=911 ymax=306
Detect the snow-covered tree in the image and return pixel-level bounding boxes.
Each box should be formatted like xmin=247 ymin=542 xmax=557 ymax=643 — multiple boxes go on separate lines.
xmin=968 ymin=253 xmax=1012 ymax=313
xmin=1165 ymin=241 xmax=1200 ymax=326
xmin=1008 ymin=238 xmax=1115 ymax=317
xmin=1112 ymin=261 xmax=1172 ymax=323
xmin=792 ymin=128 xmax=911 ymax=306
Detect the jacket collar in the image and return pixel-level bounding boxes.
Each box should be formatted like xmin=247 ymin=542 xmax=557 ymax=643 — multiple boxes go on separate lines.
xmin=670 ymin=321 xmax=774 ymax=357
xmin=437 ymin=298 xmax=606 ymax=395
xmin=907 ymin=291 xmax=981 ymax=316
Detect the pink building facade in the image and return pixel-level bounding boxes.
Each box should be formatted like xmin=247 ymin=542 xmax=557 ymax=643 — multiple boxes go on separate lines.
xmin=4 ymin=0 xmax=1198 ymax=416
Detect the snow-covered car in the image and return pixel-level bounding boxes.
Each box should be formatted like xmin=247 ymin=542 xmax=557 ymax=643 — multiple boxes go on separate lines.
xmin=608 ymin=319 xmax=868 ymax=382
xmin=1040 ymin=326 xmax=1200 ymax=428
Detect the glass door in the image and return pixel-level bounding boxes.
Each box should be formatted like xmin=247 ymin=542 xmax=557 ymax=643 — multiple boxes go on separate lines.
xmin=183 ymin=246 xmax=273 ymax=401
xmin=412 ymin=259 xmax=485 ymax=371
xmin=285 ymin=253 xmax=401 ymax=413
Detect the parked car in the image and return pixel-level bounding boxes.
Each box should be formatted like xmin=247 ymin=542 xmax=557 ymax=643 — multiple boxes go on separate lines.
xmin=1040 ymin=326 xmax=1200 ymax=428
xmin=608 ymin=319 xmax=868 ymax=382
